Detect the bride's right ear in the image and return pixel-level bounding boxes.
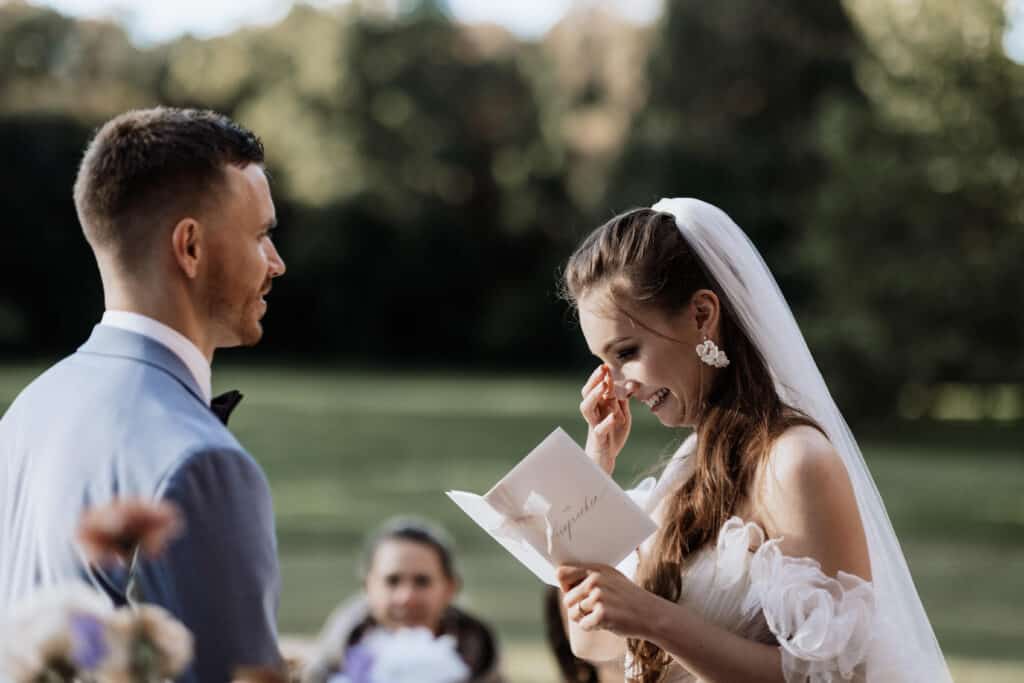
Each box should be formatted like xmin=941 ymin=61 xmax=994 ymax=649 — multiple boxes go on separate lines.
xmin=689 ymin=289 xmax=721 ymax=334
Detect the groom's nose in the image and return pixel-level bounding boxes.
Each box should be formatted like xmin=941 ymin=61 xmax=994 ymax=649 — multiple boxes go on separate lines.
xmin=267 ymin=240 xmax=286 ymax=278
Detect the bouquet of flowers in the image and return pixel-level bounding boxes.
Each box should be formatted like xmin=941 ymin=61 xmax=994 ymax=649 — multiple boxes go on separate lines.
xmin=0 ymin=499 xmax=193 ymax=683
xmin=327 ymin=628 xmax=469 ymax=683
xmin=0 ymin=582 xmax=192 ymax=683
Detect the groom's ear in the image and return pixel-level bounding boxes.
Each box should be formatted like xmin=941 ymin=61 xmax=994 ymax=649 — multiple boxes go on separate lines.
xmin=170 ymin=217 xmax=203 ymax=279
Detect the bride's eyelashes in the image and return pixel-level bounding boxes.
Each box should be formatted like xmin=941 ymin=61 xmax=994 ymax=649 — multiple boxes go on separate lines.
xmin=616 ymin=346 xmax=638 ymax=361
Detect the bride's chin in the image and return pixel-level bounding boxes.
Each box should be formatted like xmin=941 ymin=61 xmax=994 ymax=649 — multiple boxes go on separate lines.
xmin=671 ymin=397 xmax=698 ymax=428
xmin=655 ymin=396 xmax=687 ymax=428
xmin=660 ymin=414 xmax=690 ymax=429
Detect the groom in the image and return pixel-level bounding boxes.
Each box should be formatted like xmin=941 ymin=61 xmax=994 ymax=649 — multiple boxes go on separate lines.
xmin=0 ymin=108 xmax=286 ymax=680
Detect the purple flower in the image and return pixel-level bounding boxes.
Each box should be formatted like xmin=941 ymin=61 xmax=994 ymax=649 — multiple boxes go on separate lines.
xmin=344 ymin=643 xmax=374 ymax=683
xmin=69 ymin=612 xmax=108 ymax=669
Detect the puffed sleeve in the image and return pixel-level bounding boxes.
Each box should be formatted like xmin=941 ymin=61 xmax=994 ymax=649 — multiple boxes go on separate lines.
xmin=745 ymin=539 xmax=874 ymax=682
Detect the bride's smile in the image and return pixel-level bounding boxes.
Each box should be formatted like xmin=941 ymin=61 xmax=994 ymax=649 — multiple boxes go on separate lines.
xmin=558 ymin=201 xmax=948 ymax=682
xmin=576 ymin=286 xmax=726 ymax=429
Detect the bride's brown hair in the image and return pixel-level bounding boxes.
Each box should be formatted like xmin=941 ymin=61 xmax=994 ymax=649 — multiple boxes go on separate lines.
xmin=562 ymin=208 xmax=818 ymax=682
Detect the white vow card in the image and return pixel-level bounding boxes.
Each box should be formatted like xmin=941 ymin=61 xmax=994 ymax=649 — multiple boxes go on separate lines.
xmin=446 ymin=427 xmax=658 ymax=586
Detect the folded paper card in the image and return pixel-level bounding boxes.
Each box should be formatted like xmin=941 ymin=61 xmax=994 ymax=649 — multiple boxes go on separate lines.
xmin=446 ymin=427 xmax=658 ymax=586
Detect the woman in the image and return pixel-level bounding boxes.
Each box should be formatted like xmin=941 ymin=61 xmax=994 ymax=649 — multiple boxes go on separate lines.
xmin=557 ymin=199 xmax=950 ymax=682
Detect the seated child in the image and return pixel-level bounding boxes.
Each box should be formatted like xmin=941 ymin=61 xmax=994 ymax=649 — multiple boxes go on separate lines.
xmin=303 ymin=518 xmax=505 ymax=683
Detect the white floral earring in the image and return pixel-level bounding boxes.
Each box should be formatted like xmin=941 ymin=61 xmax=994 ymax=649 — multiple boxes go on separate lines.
xmin=696 ymin=333 xmax=730 ymax=368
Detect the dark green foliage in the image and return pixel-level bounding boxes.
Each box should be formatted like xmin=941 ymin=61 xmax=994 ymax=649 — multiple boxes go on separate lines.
xmin=0 ymin=1 xmax=1021 ymax=417
xmin=0 ymin=114 xmax=102 ymax=350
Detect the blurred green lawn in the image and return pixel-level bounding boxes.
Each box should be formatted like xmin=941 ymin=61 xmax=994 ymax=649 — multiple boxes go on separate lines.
xmin=2 ymin=364 xmax=1022 ymax=680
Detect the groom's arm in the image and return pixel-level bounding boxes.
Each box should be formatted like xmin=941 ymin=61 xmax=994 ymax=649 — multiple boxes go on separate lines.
xmin=148 ymin=447 xmax=282 ymax=682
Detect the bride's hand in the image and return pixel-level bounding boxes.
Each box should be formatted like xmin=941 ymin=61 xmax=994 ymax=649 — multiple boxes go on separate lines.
xmin=558 ymin=563 xmax=660 ymax=640
xmin=580 ymin=364 xmax=631 ymax=475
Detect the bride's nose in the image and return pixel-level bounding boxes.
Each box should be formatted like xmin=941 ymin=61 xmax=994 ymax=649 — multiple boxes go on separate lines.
xmin=615 ymin=382 xmax=638 ymax=400
xmin=608 ymin=368 xmax=636 ymax=400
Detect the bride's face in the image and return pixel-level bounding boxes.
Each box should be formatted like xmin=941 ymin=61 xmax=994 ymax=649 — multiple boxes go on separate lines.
xmin=578 ymin=286 xmax=713 ymax=429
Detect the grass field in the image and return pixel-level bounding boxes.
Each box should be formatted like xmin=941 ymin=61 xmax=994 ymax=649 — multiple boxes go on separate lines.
xmin=2 ymin=363 xmax=1022 ymax=680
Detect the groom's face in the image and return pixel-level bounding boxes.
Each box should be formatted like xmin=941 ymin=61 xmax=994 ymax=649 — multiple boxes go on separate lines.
xmin=201 ymin=163 xmax=286 ymax=348
xmin=365 ymin=540 xmax=457 ymax=633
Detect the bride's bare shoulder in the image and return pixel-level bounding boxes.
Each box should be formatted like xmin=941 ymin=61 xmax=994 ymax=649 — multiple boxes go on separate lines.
xmin=747 ymin=424 xmax=847 ymax=522
xmin=764 ymin=424 xmax=846 ymax=487
xmin=752 ymin=425 xmax=870 ymax=577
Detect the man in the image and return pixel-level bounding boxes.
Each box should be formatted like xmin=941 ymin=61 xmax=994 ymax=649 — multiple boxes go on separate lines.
xmin=304 ymin=518 xmax=505 ymax=683
xmin=0 ymin=107 xmax=286 ymax=681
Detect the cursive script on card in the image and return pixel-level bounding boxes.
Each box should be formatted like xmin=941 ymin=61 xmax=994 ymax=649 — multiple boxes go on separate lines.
xmin=551 ymin=488 xmax=605 ymax=544
xmin=447 ymin=428 xmax=658 ymax=586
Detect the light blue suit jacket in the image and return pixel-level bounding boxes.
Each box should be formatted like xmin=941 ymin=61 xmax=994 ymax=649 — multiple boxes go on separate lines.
xmin=0 ymin=325 xmax=281 ymax=681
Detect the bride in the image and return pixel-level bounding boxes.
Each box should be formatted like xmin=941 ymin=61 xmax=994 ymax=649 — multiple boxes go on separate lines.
xmin=556 ymin=199 xmax=950 ymax=682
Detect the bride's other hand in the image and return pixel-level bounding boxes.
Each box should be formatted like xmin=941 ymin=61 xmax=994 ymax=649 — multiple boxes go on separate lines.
xmin=580 ymin=364 xmax=631 ymax=475
xmin=558 ymin=563 xmax=659 ymax=640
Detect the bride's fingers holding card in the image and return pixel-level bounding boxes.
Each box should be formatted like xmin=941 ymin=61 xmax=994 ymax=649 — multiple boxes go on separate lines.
xmin=578 ymin=602 xmax=607 ymax=632
xmin=560 ymin=568 xmax=599 ymax=609
xmin=556 ymin=564 xmax=589 ymax=592
xmin=577 ymin=586 xmax=603 ymax=614
xmin=561 ymin=569 xmax=598 ymax=609
xmin=561 ymin=563 xmax=653 ymax=638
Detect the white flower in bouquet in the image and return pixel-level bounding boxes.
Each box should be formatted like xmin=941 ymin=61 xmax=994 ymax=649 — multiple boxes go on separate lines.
xmin=328 ymin=627 xmax=469 ymax=683
xmin=0 ymin=581 xmax=193 ymax=683
xmin=133 ymin=605 xmax=192 ymax=677
xmin=0 ymin=581 xmax=113 ymax=682
xmin=102 ymin=605 xmax=193 ymax=682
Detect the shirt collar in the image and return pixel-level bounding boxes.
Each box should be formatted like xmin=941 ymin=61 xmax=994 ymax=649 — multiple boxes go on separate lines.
xmin=100 ymin=311 xmax=213 ymax=405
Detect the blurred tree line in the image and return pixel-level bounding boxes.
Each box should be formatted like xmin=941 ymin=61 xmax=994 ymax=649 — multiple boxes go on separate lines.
xmin=0 ymin=0 xmax=1021 ymax=418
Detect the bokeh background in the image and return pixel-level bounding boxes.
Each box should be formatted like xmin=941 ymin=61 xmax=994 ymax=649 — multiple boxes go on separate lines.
xmin=1 ymin=0 xmax=1022 ymax=679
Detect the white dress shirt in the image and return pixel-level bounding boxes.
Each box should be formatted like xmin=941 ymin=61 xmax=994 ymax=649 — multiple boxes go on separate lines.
xmin=100 ymin=311 xmax=213 ymax=405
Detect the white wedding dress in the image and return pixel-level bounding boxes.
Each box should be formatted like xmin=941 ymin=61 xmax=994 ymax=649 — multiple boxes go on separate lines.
xmin=600 ymin=197 xmax=952 ymax=682
xmin=619 ymin=435 xmax=903 ymax=683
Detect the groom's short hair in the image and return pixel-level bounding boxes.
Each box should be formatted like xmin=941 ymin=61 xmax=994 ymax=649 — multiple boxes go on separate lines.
xmin=73 ymin=107 xmax=265 ymax=270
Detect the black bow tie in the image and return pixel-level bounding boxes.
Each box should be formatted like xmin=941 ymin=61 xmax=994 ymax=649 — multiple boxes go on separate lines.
xmin=211 ymin=390 xmax=244 ymax=425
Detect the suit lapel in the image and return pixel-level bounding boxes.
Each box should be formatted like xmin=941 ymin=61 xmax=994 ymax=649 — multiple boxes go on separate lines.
xmin=77 ymin=325 xmax=208 ymax=408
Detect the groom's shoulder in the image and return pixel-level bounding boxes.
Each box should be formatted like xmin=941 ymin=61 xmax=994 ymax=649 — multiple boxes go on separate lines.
xmin=153 ymin=440 xmax=272 ymax=523
xmin=135 ymin=390 xmax=262 ymax=494
xmin=1 ymin=353 xmax=81 ymax=418
xmin=158 ymin=440 xmax=267 ymax=493
xmin=12 ymin=350 xmax=216 ymax=424
xmin=5 ymin=348 xmax=253 ymax=465
xmin=6 ymin=347 xmax=154 ymax=405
